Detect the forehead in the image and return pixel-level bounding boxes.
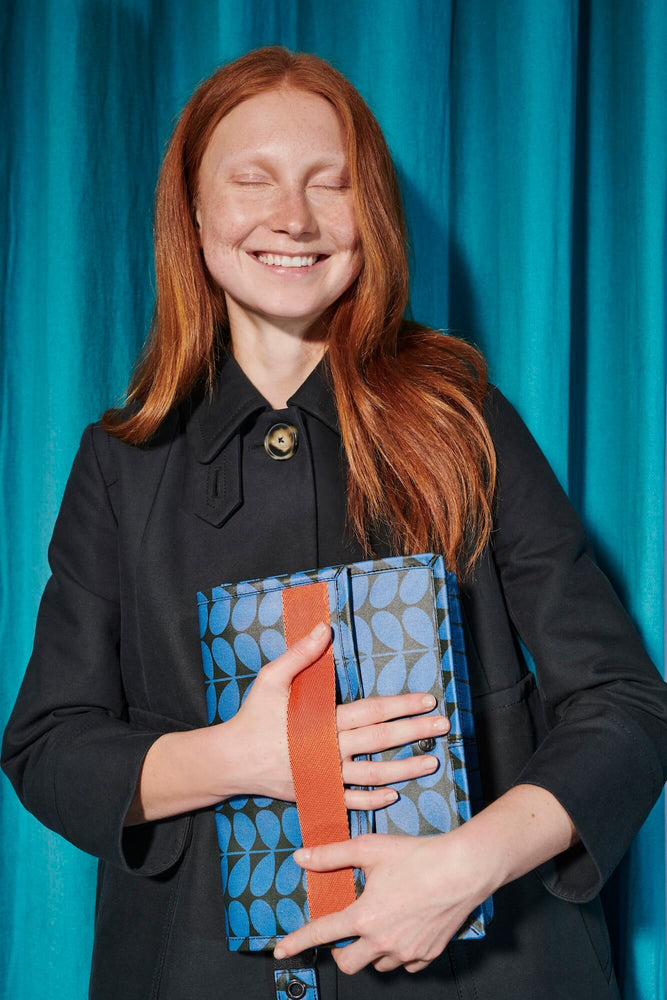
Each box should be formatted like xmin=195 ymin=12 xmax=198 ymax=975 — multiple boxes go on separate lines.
xmin=201 ymin=87 xmax=348 ymax=171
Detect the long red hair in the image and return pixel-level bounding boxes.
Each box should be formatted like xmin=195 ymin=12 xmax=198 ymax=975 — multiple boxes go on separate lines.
xmin=102 ymin=46 xmax=496 ymax=579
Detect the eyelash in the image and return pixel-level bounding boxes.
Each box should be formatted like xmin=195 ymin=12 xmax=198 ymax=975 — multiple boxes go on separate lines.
xmin=235 ymin=181 xmax=348 ymax=190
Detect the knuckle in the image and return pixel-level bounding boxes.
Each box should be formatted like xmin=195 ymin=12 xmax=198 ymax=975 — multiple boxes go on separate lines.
xmin=367 ymin=763 xmax=382 ymax=783
xmin=364 ymin=697 xmax=386 ymax=725
xmin=355 ymin=906 xmax=380 ymax=937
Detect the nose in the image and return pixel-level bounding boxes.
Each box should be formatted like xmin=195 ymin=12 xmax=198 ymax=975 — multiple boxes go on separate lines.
xmin=269 ymin=184 xmax=317 ymax=238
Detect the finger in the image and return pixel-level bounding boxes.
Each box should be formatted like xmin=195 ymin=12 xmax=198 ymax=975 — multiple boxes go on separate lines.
xmin=274 ymin=905 xmax=359 ymax=959
xmin=337 ymin=692 xmax=436 ymax=731
xmin=340 ymin=713 xmax=449 ymax=758
xmin=343 ymin=787 xmax=399 ymax=810
xmin=342 ymin=754 xmax=438 ymax=787
xmin=403 ymin=959 xmax=431 ymax=973
xmin=372 ymin=955 xmax=404 ymax=973
xmin=265 ymin=621 xmax=332 ymax=687
xmin=291 ymin=835 xmax=379 ymax=874
xmin=332 ymin=939 xmax=380 ymax=976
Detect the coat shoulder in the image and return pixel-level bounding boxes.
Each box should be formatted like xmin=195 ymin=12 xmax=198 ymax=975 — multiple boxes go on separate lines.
xmin=87 ymin=406 xmax=182 ymax=489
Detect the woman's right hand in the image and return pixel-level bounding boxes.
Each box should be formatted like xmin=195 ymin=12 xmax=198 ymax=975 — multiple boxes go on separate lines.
xmin=213 ymin=621 xmax=450 ymax=809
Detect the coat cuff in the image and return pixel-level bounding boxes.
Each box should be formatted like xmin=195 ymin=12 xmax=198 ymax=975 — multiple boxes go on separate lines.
xmin=511 ymin=704 xmax=664 ymax=902
xmin=50 ymin=719 xmax=193 ymax=876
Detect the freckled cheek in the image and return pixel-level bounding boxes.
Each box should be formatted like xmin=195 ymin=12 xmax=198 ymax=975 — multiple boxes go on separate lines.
xmin=201 ymin=199 xmax=260 ymax=251
xmin=325 ymin=208 xmax=361 ymax=254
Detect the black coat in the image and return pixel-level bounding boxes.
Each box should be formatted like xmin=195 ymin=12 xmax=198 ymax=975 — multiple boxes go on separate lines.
xmin=2 ymin=353 xmax=666 ymax=1000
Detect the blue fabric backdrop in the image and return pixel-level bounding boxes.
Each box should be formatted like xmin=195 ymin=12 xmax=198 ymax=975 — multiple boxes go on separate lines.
xmin=1 ymin=1 xmax=664 ymax=997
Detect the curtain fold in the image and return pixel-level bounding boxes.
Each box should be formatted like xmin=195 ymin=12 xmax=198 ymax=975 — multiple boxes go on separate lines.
xmin=1 ymin=2 xmax=664 ymax=997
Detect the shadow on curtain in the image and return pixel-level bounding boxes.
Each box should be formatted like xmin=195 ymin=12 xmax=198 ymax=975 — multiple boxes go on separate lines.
xmin=1 ymin=1 xmax=664 ymax=997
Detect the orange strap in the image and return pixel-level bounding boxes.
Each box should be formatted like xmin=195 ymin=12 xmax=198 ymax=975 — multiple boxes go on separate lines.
xmin=282 ymin=582 xmax=357 ymax=920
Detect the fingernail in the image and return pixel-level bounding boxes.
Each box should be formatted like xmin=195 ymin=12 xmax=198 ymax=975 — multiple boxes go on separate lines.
xmin=422 ymin=694 xmax=436 ymax=708
xmin=293 ymin=848 xmax=311 ymax=863
xmin=384 ymin=789 xmax=398 ymax=802
xmin=274 ymin=946 xmax=285 ymax=959
xmin=434 ymin=716 xmax=449 ymax=729
xmin=309 ymin=622 xmax=328 ymax=639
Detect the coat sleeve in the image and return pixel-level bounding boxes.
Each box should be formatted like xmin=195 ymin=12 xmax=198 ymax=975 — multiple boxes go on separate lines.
xmin=484 ymin=385 xmax=667 ymax=903
xmin=0 ymin=422 xmax=192 ymax=875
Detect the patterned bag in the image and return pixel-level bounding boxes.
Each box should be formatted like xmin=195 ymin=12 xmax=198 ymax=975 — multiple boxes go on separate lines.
xmin=197 ymin=552 xmax=493 ymax=952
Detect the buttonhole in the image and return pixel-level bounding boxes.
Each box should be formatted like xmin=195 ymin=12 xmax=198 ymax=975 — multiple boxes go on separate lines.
xmin=210 ymin=468 xmax=221 ymax=499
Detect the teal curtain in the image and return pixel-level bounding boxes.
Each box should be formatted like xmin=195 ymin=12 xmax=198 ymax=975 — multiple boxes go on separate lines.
xmin=1 ymin=1 xmax=664 ymax=997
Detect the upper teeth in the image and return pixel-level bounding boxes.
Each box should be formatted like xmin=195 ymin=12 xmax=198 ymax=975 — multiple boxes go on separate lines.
xmin=256 ymin=253 xmax=319 ymax=267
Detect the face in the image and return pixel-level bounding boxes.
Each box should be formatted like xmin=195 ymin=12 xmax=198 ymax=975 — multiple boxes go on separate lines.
xmin=195 ymin=87 xmax=363 ymax=339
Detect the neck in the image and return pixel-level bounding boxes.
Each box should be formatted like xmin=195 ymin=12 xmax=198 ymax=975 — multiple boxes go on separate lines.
xmin=226 ymin=304 xmax=329 ymax=409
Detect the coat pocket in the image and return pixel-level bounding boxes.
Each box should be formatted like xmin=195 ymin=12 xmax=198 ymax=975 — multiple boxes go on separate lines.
xmin=472 ymin=672 xmax=548 ymax=803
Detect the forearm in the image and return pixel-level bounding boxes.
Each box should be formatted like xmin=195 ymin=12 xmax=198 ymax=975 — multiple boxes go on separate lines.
xmin=124 ymin=720 xmax=248 ymax=825
xmin=449 ymin=783 xmax=578 ymax=897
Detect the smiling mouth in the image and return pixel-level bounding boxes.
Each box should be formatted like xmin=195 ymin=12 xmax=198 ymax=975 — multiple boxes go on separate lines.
xmin=248 ymin=251 xmax=330 ymax=271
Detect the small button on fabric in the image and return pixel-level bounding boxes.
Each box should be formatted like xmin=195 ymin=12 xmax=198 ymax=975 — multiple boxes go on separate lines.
xmin=286 ymin=980 xmax=307 ymax=1000
xmin=418 ymin=737 xmax=436 ymax=752
xmin=264 ymin=422 xmax=299 ymax=460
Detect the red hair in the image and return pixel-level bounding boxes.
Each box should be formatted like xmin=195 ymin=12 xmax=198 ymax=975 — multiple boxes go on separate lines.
xmin=102 ymin=46 xmax=496 ymax=578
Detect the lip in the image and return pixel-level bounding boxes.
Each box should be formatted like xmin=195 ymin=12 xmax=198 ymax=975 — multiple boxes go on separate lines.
xmin=246 ymin=251 xmax=329 ymax=275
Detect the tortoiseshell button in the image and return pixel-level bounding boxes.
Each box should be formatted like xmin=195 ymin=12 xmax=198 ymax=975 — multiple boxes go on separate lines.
xmin=264 ymin=423 xmax=299 ymax=460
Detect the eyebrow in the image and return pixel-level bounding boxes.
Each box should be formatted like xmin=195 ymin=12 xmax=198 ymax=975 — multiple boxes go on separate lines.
xmin=224 ymin=154 xmax=347 ymax=172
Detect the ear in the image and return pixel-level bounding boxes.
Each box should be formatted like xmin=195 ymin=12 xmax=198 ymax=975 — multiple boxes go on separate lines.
xmin=194 ymin=204 xmax=202 ymax=235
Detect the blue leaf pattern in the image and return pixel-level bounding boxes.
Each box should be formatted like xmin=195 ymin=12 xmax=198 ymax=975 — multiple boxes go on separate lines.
xmin=387 ymin=793 xmax=420 ymax=835
xmin=281 ymin=806 xmax=302 ymax=847
xmin=218 ymin=680 xmax=240 ymax=721
xmin=227 ymin=855 xmax=251 ymax=898
xmin=352 ymin=613 xmax=373 ymax=655
xmin=350 ymin=572 xmax=368 ymax=606
xmin=205 ymin=682 xmax=217 ymax=724
xmin=276 ymin=854 xmax=302 ymax=895
xmin=209 ymin=598 xmax=230 ymax=635
xmin=376 ymin=654 xmax=406 ymax=696
xmin=372 ymin=610 xmax=403 ymax=651
xmin=212 ymin=637 xmax=235 ymax=675
xmin=200 ymin=641 xmax=214 ymax=680
xmin=228 ymin=900 xmax=250 ymax=939
xmin=233 ymin=812 xmax=257 ymax=851
xmin=258 ymin=590 xmax=282 ymax=627
xmin=399 ymin=567 xmax=429 ymax=604
xmin=249 ymin=852 xmax=275 ymax=897
xmin=215 ymin=812 xmax=232 ymax=852
xmin=250 ymin=899 xmax=276 ymax=938
xmin=402 ymin=606 xmax=434 ymax=646
xmin=407 ymin=652 xmax=437 ymax=693
xmin=234 ymin=632 xmax=261 ymax=672
xmin=276 ymin=898 xmax=304 ymax=934
xmin=260 ymin=628 xmax=285 ymax=661
xmin=256 ymin=809 xmax=281 ymax=850
xmin=232 ymin=594 xmax=257 ymax=631
xmin=418 ymin=790 xmax=448 ymax=831
xmin=369 ymin=570 xmax=398 ymax=608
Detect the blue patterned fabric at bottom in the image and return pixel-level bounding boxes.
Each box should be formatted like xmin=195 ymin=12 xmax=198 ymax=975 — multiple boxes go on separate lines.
xmin=274 ymin=967 xmax=319 ymax=1000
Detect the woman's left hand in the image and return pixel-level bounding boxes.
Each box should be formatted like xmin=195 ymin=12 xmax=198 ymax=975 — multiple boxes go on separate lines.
xmin=273 ymin=831 xmax=492 ymax=975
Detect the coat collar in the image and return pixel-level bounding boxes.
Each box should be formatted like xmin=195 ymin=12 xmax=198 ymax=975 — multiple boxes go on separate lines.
xmin=185 ymin=347 xmax=340 ymax=464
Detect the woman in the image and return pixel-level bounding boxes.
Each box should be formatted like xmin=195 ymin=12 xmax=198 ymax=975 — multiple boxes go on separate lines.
xmin=2 ymin=45 xmax=666 ymax=1000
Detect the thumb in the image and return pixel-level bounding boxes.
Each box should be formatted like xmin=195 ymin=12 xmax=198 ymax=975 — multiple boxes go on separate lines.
xmin=272 ymin=621 xmax=332 ymax=688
